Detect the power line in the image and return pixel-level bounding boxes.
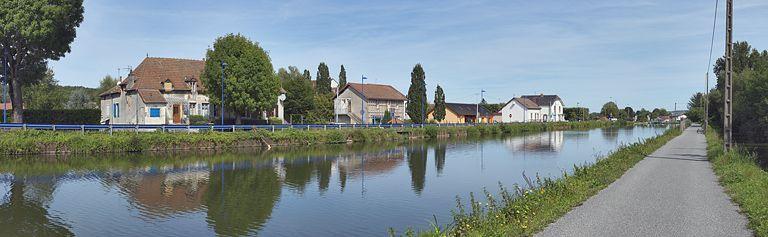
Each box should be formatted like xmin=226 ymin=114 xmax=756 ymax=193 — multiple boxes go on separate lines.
xmin=707 ymin=0 xmax=720 ymax=74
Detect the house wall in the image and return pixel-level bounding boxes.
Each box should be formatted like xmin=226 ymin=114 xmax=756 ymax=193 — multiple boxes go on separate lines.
xmin=539 ymin=100 xmax=565 ymax=122
xmin=334 ymin=89 xmax=406 ymax=124
xmin=428 ymin=108 xmax=463 ymax=124
xmin=500 ymin=101 xmax=542 ymax=123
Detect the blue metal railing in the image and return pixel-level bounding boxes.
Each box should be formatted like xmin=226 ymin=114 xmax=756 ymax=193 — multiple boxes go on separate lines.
xmin=0 ymin=122 xmax=477 ymax=133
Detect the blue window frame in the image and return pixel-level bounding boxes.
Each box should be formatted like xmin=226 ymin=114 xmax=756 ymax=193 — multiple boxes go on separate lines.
xmin=112 ymin=103 xmax=120 ymax=118
xmin=149 ymin=108 xmax=160 ymax=118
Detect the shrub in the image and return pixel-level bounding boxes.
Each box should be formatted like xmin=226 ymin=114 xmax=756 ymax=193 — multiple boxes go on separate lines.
xmin=189 ymin=115 xmax=209 ymax=125
xmin=23 ymin=109 xmax=100 ymax=124
xmin=425 ymin=126 xmax=439 ymax=138
xmin=269 ymin=117 xmax=283 ymax=125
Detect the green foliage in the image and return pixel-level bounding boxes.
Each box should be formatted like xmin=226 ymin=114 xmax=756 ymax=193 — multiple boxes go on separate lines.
xmin=600 ymin=102 xmax=620 ymax=118
xmin=338 ymin=65 xmax=347 ymax=89
xmin=564 ymin=107 xmax=589 ymax=121
xmin=202 ymin=33 xmax=280 ymax=124
xmin=707 ymin=129 xmax=768 ymax=236
xmin=65 ymin=88 xmax=94 ymax=109
xmin=316 ymin=62 xmax=332 ymax=94
xmin=268 ymin=117 xmax=283 ymax=125
xmin=622 ymin=107 xmax=635 ymax=121
xmin=281 ymin=66 xmax=315 ymax=118
xmin=307 ymin=93 xmax=333 ymax=124
xmin=685 ymin=93 xmax=705 ymax=123
xmin=651 ymin=108 xmax=670 ymax=118
xmin=1 ymin=0 xmax=85 ymax=122
xmin=23 ymin=69 xmax=66 ymax=110
xmin=97 ymin=75 xmax=119 ymax=94
xmin=189 ymin=115 xmax=209 ymax=125
xmin=433 ymin=85 xmax=446 ymax=122
xmin=407 ymin=64 xmax=428 ymax=123
xmin=636 ymin=108 xmax=651 ymax=122
xmin=23 ymin=109 xmax=99 ymax=124
xmin=382 ymin=110 xmax=393 ymax=124
xmin=416 ymin=128 xmax=681 ymax=237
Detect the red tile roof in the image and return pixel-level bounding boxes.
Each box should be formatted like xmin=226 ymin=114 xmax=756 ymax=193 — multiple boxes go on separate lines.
xmin=342 ymin=83 xmax=407 ymax=101
xmin=138 ymin=89 xmax=167 ymax=103
xmin=127 ymin=57 xmax=205 ymax=92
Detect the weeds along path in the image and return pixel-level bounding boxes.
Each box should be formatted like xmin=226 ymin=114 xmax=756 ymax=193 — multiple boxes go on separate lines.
xmin=537 ymin=125 xmax=751 ymax=237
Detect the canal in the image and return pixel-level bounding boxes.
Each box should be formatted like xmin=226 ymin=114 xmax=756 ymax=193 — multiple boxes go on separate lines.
xmin=0 ymin=126 xmax=668 ymax=236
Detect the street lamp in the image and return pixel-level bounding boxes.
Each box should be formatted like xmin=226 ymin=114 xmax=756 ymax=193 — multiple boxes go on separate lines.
xmin=220 ymin=61 xmax=227 ymax=126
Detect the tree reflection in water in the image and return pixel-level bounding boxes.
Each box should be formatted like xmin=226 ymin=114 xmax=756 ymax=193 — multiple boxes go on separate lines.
xmin=0 ymin=180 xmax=73 ymax=236
xmin=204 ymin=164 xmax=281 ymax=236
xmin=434 ymin=144 xmax=447 ymax=175
xmin=407 ymin=144 xmax=428 ymax=195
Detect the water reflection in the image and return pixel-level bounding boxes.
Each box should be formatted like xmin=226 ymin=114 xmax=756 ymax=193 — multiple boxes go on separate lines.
xmin=0 ymin=126 xmax=668 ymax=236
xmin=0 ymin=179 xmax=73 ymax=236
xmin=505 ymin=131 xmax=564 ymax=152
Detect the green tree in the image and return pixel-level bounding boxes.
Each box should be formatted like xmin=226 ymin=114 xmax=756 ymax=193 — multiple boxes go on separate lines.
xmin=623 ymin=107 xmax=635 ymax=121
xmin=382 ymin=110 xmax=392 ymax=124
xmin=202 ymin=34 xmax=280 ymax=124
xmin=433 ymin=85 xmax=446 ymax=122
xmin=65 ymin=88 xmax=93 ymax=109
xmin=338 ymin=65 xmax=347 ymax=89
xmin=307 ymin=93 xmax=333 ymax=123
xmin=600 ymin=102 xmax=620 ymax=118
xmin=1 ymin=0 xmax=84 ymax=122
xmin=686 ymin=92 xmax=705 ymax=122
xmin=406 ymin=64 xmax=427 ymax=123
xmin=280 ymin=66 xmax=315 ymax=120
xmin=651 ymin=108 xmax=670 ymax=118
xmin=564 ymin=107 xmax=589 ymax=121
xmin=316 ymin=62 xmax=331 ymax=94
xmin=636 ymin=108 xmax=651 ymax=122
xmin=23 ymin=69 xmax=66 ymax=110
xmin=97 ymin=75 xmax=119 ymax=93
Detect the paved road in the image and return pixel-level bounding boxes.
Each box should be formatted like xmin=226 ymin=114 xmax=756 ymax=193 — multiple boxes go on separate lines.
xmin=537 ymin=126 xmax=752 ymax=237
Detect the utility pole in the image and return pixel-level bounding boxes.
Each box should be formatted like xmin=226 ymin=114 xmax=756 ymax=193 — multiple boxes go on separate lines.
xmin=220 ymin=61 xmax=227 ymax=126
xmin=724 ymin=0 xmax=734 ymax=151
xmin=2 ymin=48 xmax=8 ymax=123
xmin=704 ymin=73 xmax=709 ymax=133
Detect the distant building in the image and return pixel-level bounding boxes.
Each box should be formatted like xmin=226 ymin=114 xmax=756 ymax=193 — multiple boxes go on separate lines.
xmin=99 ymin=57 xmax=285 ymax=124
xmin=498 ymin=97 xmax=542 ymax=122
xmin=333 ymin=83 xmax=407 ymax=124
xmin=427 ymin=103 xmax=494 ymax=124
xmin=520 ymin=94 xmax=565 ymax=122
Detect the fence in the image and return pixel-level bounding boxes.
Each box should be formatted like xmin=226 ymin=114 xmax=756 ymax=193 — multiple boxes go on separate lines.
xmin=0 ymin=122 xmax=476 ymax=134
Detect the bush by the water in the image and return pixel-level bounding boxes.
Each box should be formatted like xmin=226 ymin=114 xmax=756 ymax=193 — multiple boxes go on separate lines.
xmin=23 ymin=109 xmax=100 ymax=124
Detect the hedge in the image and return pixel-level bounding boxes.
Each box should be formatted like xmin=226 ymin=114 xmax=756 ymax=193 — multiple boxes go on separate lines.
xmin=23 ymin=109 xmax=101 ymax=124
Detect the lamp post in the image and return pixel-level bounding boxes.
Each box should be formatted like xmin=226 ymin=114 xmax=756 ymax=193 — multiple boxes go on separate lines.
xmin=220 ymin=61 xmax=227 ymax=126
xmin=361 ymin=75 xmax=367 ymax=124
xmin=476 ymin=90 xmax=485 ymax=123
xmin=2 ymin=48 xmax=8 ymax=123
xmin=331 ymin=78 xmax=340 ymax=124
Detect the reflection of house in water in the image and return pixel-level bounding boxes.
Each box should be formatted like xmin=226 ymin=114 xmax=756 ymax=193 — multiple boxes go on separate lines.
xmin=505 ymin=131 xmax=564 ymax=152
xmin=117 ymin=170 xmax=210 ymax=217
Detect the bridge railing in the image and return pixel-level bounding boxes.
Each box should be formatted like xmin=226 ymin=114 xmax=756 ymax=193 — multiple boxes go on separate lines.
xmin=0 ymin=122 xmax=478 ymax=133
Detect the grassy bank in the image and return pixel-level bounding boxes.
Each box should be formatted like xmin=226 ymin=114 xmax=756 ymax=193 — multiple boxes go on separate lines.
xmin=0 ymin=121 xmax=623 ymax=155
xmin=399 ymin=126 xmax=681 ymax=237
xmin=707 ymin=129 xmax=768 ymax=236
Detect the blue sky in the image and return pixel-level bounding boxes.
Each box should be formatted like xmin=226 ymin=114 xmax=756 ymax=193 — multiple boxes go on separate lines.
xmin=49 ymin=0 xmax=768 ymax=111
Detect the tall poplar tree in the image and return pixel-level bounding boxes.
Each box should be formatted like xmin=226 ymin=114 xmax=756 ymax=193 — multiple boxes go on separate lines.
xmin=338 ymin=65 xmax=347 ymax=89
xmin=433 ymin=85 xmax=446 ymax=122
xmin=316 ymin=62 xmax=331 ymax=94
xmin=406 ymin=64 xmax=427 ymax=123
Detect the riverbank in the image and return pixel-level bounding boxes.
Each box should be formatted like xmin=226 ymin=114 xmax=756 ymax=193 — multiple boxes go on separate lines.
xmin=405 ymin=125 xmax=681 ymax=236
xmin=0 ymin=121 xmax=625 ymax=155
xmin=707 ymin=129 xmax=768 ymax=236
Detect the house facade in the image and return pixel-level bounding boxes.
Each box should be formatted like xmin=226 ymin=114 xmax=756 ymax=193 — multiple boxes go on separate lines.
xmin=99 ymin=57 xmax=285 ymax=125
xmin=427 ymin=103 xmax=494 ymax=124
xmin=498 ymin=97 xmax=542 ymax=123
xmin=520 ymin=95 xmax=565 ymax=122
xmin=333 ymin=83 xmax=407 ymax=124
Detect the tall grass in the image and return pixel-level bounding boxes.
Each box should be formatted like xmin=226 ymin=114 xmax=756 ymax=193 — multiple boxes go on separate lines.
xmin=0 ymin=121 xmax=627 ymax=155
xmin=707 ymin=128 xmax=768 ymax=236
xmin=396 ymin=127 xmax=681 ymax=237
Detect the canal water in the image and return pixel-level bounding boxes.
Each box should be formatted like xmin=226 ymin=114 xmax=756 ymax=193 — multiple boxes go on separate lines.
xmin=0 ymin=126 xmax=668 ymax=236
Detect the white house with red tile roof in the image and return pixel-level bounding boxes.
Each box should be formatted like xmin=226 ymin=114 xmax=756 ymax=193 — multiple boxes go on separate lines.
xmin=332 ymin=83 xmax=407 ymax=124
xmin=99 ymin=57 xmax=285 ymax=125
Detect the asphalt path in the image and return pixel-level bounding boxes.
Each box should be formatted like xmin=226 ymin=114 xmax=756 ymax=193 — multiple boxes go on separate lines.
xmin=536 ymin=126 xmax=751 ymax=237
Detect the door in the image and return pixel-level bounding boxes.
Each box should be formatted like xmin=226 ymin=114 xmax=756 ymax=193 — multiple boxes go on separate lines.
xmin=173 ymin=104 xmax=181 ymax=124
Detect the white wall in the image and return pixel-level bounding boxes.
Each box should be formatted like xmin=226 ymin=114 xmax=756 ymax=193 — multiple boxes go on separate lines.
xmin=500 ymin=100 xmax=541 ymax=123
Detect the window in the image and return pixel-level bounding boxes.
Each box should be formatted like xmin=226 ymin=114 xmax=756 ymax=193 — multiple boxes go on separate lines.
xmin=149 ymin=108 xmax=160 ymax=118
xmin=113 ymin=103 xmax=120 ymax=118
